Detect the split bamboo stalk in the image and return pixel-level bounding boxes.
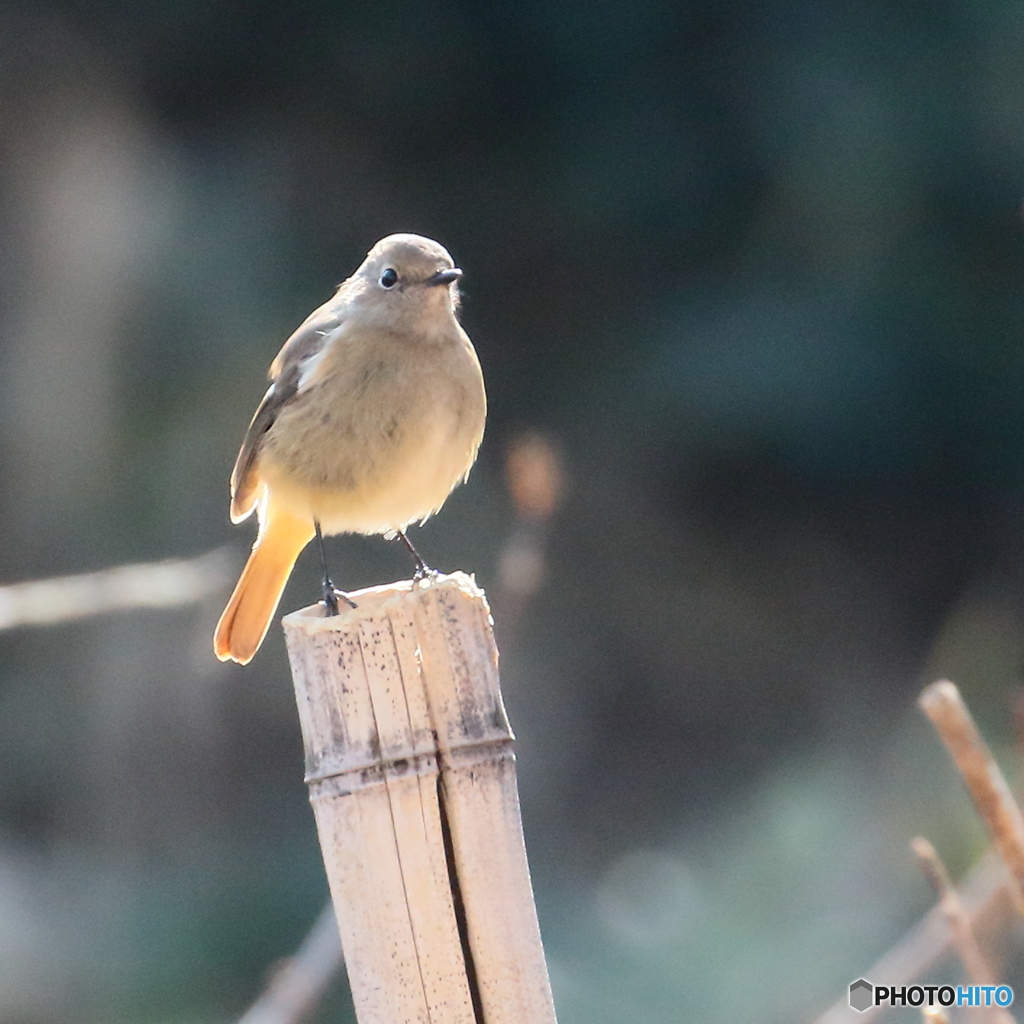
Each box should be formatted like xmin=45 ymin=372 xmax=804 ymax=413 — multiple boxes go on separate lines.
xmin=282 ymin=571 xmax=557 ymax=1024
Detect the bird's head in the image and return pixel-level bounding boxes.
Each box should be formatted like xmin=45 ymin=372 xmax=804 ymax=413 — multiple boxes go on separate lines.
xmin=346 ymin=233 xmax=463 ymax=335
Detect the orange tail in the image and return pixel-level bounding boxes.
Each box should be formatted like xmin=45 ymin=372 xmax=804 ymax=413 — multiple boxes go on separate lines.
xmin=214 ymin=506 xmax=314 ymax=664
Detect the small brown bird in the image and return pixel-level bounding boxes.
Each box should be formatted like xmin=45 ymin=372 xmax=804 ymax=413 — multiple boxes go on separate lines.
xmin=214 ymin=233 xmax=486 ymax=664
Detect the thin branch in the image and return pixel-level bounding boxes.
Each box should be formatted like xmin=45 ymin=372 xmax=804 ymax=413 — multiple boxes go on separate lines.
xmin=237 ymin=903 xmax=343 ymax=1024
xmin=0 ymin=546 xmax=233 ymax=630
xmin=911 ymin=837 xmax=999 ymax=985
xmin=812 ymin=850 xmax=1009 ymax=1024
xmin=919 ymin=680 xmax=1024 ymax=914
xmin=911 ymin=837 xmax=1015 ymax=1024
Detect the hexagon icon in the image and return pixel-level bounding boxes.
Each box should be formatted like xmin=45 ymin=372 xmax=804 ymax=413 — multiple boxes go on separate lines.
xmin=849 ymin=979 xmax=873 ymax=1012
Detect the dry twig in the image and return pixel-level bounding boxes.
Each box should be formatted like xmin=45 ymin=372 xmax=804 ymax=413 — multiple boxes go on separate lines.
xmin=812 ymin=851 xmax=1009 ymax=1024
xmin=0 ymin=547 xmax=233 ymax=629
xmin=919 ymin=680 xmax=1024 ymax=914
xmin=237 ymin=903 xmax=343 ymax=1024
xmin=911 ymin=837 xmax=1015 ymax=1024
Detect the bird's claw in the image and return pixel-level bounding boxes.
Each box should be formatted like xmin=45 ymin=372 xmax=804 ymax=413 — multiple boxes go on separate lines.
xmin=412 ymin=563 xmax=438 ymax=585
xmin=321 ymin=583 xmax=356 ymax=616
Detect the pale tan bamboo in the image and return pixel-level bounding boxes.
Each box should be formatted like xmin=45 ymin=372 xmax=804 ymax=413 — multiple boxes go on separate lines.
xmin=282 ymin=572 xmax=557 ymax=1024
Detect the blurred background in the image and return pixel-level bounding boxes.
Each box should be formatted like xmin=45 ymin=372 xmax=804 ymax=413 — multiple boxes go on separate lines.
xmin=2 ymin=1 xmax=1024 ymax=1021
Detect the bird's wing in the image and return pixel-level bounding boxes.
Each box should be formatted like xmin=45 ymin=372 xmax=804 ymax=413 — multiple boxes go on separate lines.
xmin=229 ymin=299 xmax=344 ymax=523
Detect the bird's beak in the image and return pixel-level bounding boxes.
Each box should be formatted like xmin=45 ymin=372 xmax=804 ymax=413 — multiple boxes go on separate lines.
xmin=425 ymin=268 xmax=463 ymax=287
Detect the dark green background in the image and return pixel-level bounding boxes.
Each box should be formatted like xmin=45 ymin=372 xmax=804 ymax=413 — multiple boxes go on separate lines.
xmin=1 ymin=1 xmax=1023 ymax=1021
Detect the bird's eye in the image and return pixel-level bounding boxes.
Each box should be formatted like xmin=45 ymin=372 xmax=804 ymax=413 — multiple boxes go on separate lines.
xmin=379 ymin=268 xmax=398 ymax=289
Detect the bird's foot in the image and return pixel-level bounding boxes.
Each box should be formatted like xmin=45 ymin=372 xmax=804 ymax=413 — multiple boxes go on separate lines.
xmin=321 ymin=579 xmax=357 ymax=616
xmin=396 ymin=530 xmax=439 ymax=584
xmin=412 ymin=563 xmax=439 ymax=585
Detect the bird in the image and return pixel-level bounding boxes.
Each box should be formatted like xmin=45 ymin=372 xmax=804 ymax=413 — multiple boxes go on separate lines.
xmin=214 ymin=233 xmax=486 ymax=664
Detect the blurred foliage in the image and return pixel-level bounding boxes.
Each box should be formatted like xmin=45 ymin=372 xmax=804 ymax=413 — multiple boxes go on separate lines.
xmin=2 ymin=0 xmax=1024 ymax=1021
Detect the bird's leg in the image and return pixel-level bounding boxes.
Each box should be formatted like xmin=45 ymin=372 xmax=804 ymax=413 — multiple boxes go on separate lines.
xmin=315 ymin=520 xmax=356 ymax=615
xmin=396 ymin=530 xmax=434 ymax=581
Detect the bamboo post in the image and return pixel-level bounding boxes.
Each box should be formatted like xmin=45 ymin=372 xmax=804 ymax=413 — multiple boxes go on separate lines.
xmin=281 ymin=571 xmax=557 ymax=1024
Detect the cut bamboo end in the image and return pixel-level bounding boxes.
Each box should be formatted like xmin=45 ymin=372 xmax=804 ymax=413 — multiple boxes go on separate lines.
xmin=282 ymin=572 xmax=557 ymax=1024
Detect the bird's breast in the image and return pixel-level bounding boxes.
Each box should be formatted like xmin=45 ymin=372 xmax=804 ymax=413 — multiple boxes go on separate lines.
xmin=257 ymin=329 xmax=485 ymax=534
